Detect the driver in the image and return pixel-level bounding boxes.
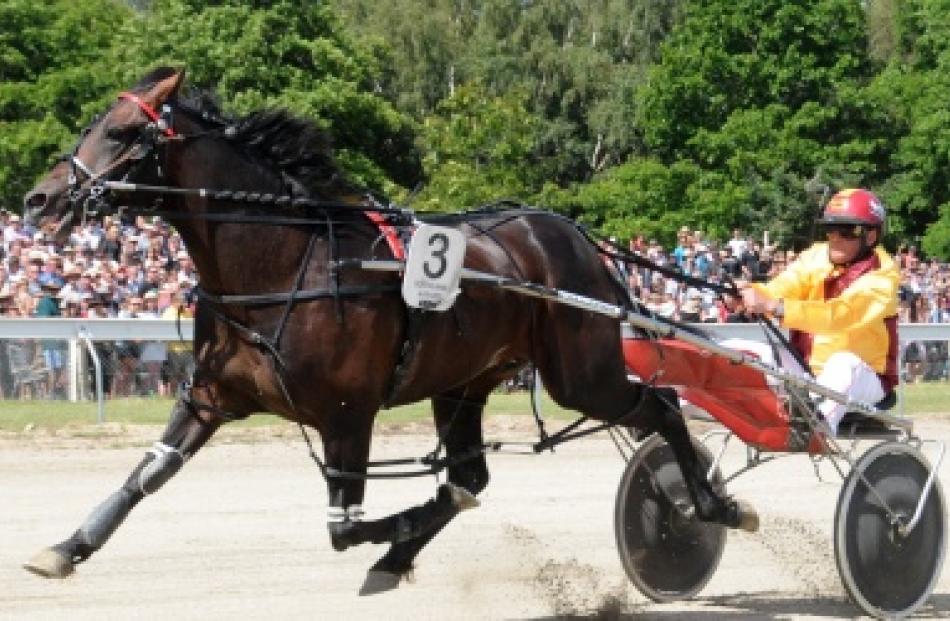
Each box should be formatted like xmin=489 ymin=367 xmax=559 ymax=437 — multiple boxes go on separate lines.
xmin=737 ymin=188 xmax=900 ymax=436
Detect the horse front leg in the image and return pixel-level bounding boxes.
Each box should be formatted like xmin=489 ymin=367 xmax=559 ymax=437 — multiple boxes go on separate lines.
xmin=23 ymin=397 xmax=221 ymax=578
xmin=650 ymin=388 xmax=759 ymax=532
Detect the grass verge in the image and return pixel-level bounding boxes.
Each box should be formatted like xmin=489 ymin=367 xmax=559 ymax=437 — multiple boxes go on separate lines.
xmin=0 ymin=382 xmax=946 ymax=433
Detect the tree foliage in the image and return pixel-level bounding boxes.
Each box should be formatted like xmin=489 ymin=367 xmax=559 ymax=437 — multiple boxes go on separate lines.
xmin=414 ymin=84 xmax=545 ymax=211
xmin=0 ymin=0 xmax=132 ymax=210
xmin=115 ymin=0 xmax=422 ymax=191
xmin=0 ymin=0 xmax=423 ymax=211
xmin=597 ymin=0 xmax=904 ymax=249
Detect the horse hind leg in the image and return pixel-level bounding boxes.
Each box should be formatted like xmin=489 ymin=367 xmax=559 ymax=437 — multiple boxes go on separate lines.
xmin=324 ymin=392 xmax=488 ymax=595
xmin=646 ymin=387 xmax=759 ymax=532
xmin=23 ymin=397 xmax=221 ymax=578
xmin=541 ymin=338 xmax=758 ymax=533
xmin=359 ymin=391 xmax=489 ymax=595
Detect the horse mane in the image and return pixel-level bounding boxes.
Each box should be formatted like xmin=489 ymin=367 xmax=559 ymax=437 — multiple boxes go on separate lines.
xmin=224 ymin=109 xmax=357 ymax=197
xmin=133 ymin=66 xmax=357 ymax=198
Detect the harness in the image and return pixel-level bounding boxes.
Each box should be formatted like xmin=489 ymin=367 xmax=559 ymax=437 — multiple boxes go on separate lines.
xmin=59 ymin=89 xmax=764 ymax=483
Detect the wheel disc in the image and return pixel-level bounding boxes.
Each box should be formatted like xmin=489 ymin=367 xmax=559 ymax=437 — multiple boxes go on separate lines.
xmin=835 ymin=441 xmax=946 ymax=618
xmin=614 ymin=434 xmax=726 ymax=602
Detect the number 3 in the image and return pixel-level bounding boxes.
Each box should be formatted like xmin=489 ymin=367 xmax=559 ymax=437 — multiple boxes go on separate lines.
xmin=424 ymin=232 xmax=449 ymax=279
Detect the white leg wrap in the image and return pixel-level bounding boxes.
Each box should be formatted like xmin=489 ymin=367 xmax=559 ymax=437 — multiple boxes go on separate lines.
xmin=327 ymin=504 xmax=364 ymax=523
xmin=138 ymin=442 xmax=186 ymax=496
xmin=346 ymin=504 xmax=365 ymax=521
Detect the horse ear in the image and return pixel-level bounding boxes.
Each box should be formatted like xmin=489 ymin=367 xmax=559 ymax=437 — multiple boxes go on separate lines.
xmin=145 ymin=69 xmax=185 ymax=107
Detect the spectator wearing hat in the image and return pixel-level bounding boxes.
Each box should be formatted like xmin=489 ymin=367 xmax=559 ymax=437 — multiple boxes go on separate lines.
xmin=3 ymin=214 xmax=29 ymax=247
xmin=58 ymin=265 xmax=83 ymax=305
xmin=35 ymin=280 xmax=61 ymax=317
xmin=694 ymin=242 xmax=713 ymax=279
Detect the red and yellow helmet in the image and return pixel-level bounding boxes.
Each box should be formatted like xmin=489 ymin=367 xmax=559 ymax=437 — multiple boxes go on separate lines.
xmin=819 ymin=188 xmax=886 ymax=227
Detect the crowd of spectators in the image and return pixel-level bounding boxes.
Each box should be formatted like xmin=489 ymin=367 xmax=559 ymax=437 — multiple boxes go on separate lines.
xmin=0 ymin=210 xmax=195 ymax=398
xmin=5 ymin=213 xmax=945 ymax=328
xmin=0 ymin=210 xmax=197 ymax=319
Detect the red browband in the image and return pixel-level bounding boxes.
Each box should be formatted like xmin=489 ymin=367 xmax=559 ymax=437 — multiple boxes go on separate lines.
xmin=117 ymin=91 xmax=176 ymax=137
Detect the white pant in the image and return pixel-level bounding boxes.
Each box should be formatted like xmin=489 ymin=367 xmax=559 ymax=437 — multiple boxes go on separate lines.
xmin=719 ymin=339 xmax=885 ymax=436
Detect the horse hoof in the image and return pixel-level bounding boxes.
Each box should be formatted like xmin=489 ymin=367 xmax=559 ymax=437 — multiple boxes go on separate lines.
xmin=23 ymin=548 xmax=74 ymax=578
xmin=442 ymin=483 xmax=480 ymax=511
xmin=735 ymin=499 xmax=759 ymax=533
xmin=328 ymin=520 xmax=358 ymax=552
xmin=359 ymin=569 xmax=402 ymax=596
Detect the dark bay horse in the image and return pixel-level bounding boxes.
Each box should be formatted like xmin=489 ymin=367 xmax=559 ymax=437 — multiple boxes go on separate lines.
xmin=22 ymin=67 xmax=756 ymax=591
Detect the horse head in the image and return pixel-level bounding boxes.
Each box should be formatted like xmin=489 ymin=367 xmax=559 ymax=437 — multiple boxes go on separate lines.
xmin=23 ymin=67 xmax=185 ymax=242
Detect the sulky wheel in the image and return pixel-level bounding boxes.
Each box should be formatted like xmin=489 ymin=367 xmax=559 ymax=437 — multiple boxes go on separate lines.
xmin=834 ymin=441 xmax=946 ymax=619
xmin=614 ymin=433 xmax=726 ymax=602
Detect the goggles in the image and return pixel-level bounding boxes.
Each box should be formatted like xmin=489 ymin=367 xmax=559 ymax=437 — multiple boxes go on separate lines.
xmin=822 ymin=223 xmax=865 ymax=240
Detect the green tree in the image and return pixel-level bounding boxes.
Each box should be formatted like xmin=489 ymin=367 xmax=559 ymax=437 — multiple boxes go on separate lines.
xmin=877 ymin=0 xmax=950 ymax=257
xmin=549 ymin=157 xmax=699 ymax=243
xmin=628 ymin=0 xmax=898 ymax=245
xmin=335 ymin=0 xmax=477 ymax=116
xmin=0 ymin=0 xmax=132 ymax=211
xmin=116 ymin=0 xmax=422 ymax=192
xmin=415 ymin=84 xmax=545 ymax=211
xmin=339 ymin=0 xmax=686 ymax=188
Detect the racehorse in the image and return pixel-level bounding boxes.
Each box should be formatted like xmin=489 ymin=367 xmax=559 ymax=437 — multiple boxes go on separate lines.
xmin=22 ymin=67 xmax=757 ymax=592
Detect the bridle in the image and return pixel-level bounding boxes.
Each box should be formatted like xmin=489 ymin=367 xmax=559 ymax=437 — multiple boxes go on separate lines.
xmin=67 ymin=91 xmax=182 ymax=218
xmin=64 ymin=91 xmax=411 ymax=225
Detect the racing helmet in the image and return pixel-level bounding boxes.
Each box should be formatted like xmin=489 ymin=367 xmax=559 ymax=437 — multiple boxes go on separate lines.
xmin=818 ymin=188 xmax=886 ymax=228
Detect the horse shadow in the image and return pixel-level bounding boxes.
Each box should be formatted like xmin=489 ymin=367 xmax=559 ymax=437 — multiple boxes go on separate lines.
xmin=520 ymin=591 xmax=950 ymax=620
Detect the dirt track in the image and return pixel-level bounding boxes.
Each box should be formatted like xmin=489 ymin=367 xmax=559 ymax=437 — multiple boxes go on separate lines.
xmin=2 ymin=417 xmax=950 ymax=620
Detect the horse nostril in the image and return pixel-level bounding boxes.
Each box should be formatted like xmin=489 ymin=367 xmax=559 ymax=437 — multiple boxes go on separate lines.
xmin=24 ymin=191 xmax=47 ymax=210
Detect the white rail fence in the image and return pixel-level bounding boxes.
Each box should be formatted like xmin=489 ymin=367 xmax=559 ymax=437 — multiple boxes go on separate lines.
xmin=0 ymin=319 xmax=947 ymax=420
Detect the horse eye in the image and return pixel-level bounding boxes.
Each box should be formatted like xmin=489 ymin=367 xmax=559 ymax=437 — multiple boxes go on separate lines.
xmin=105 ymin=125 xmax=140 ymax=141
